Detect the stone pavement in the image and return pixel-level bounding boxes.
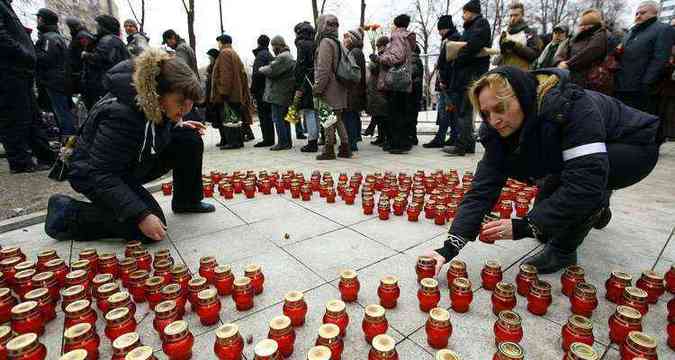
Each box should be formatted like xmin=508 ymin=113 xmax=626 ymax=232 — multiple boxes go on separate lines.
xmin=0 ymin=122 xmax=673 ymax=359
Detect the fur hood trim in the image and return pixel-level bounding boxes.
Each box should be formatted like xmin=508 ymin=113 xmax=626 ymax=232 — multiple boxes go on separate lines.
xmin=132 ymin=48 xmax=171 ymax=125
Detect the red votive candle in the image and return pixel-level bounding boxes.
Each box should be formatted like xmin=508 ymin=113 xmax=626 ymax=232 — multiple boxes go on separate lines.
xmin=492 ymin=282 xmax=517 ymax=315
xmin=5 ymin=333 xmax=46 ymax=360
xmin=170 ymin=264 xmax=192 ymax=293
xmin=64 ymin=299 xmax=97 ymax=331
xmin=13 ymin=269 xmax=36 ymax=300
xmin=571 ymin=282 xmax=598 ymax=318
xmin=118 ymin=258 xmax=138 ymax=289
xmin=104 ymin=307 xmax=137 ymax=342
xmin=564 ymin=342 xmax=599 ymax=360
xmin=635 ymin=270 xmax=665 ymax=304
xmin=10 ymin=301 xmax=43 ymax=336
xmin=61 ymin=285 xmax=89 ymax=312
xmin=268 ymin=315 xmax=295 ymax=358
xmin=95 ymin=282 xmax=120 ymax=313
xmin=526 ymin=280 xmax=552 ymax=316
xmin=666 ymin=264 xmax=675 ymax=294
xmin=450 ymin=277 xmax=473 ymax=313
xmin=154 ymin=300 xmax=180 ymax=340
xmin=406 ymin=205 xmax=420 ymax=222
xmin=162 ymin=182 xmax=173 ymax=195
xmin=199 ymin=256 xmax=218 ymax=284
xmin=609 ymin=305 xmax=643 ymax=345
xmin=418 ymin=278 xmax=441 ymax=313
xmin=619 ymin=287 xmax=649 ymax=316
xmin=605 ymin=271 xmax=632 ymax=304
xmin=162 ymin=320 xmax=195 ymax=360
xmin=78 ymin=248 xmax=99 ymax=275
xmin=97 ymin=252 xmax=119 ymax=279
xmin=187 ymin=277 xmax=208 ymax=306
xmin=446 ymin=260 xmax=468 ymax=289
xmin=124 ymin=241 xmax=143 ymax=258
xmin=161 ymin=283 xmax=187 ymax=317
xmin=24 ymin=288 xmax=55 ymax=323
xmin=493 ymin=341 xmax=524 ymax=360
xmin=494 ymin=310 xmax=523 ymax=346
xmin=338 ymin=269 xmax=360 ymax=303
xmin=108 ymin=291 xmax=136 ymax=318
xmin=132 ymin=249 xmax=152 ymax=272
xmin=515 ymin=264 xmax=538 ymax=297
xmin=35 ymin=249 xmax=58 ymax=272
xmin=377 ymin=275 xmax=400 ymax=309
xmin=0 ymin=288 xmax=18 ymax=323
xmin=283 ymin=291 xmax=308 ymax=327
xmin=323 ymin=299 xmax=349 ymax=337
xmin=416 ymin=256 xmax=437 ymax=283
xmin=232 ymin=277 xmax=254 ymax=311
xmin=368 ymin=334 xmax=398 ymax=360
xmin=561 ymin=315 xmax=594 ymax=352
xmin=481 ymin=260 xmax=503 ymax=291
xmin=620 ymin=331 xmax=657 ymax=360
xmin=245 ymin=264 xmax=265 ymax=295
xmin=316 ymin=324 xmax=343 ymax=360
xmin=0 ymin=325 xmax=10 ymax=359
xmin=425 ymin=307 xmax=452 ymax=349
xmin=362 ymin=304 xmax=388 ymax=344
xmin=44 ymin=258 xmax=69 ymax=288
xmin=128 ymin=270 xmax=150 ymax=303
xmin=63 ymin=323 xmax=100 ymax=360
xmin=0 ymin=256 xmax=22 ymax=287
xmin=111 ymin=332 xmax=141 ymax=360
xmin=561 ymin=265 xmax=585 ymax=297
xmin=253 ymin=339 xmax=280 ymax=360
xmin=214 ymin=323 xmax=244 ymax=360
xmin=306 ymin=346 xmax=332 ymax=360
xmin=195 ymin=288 xmax=221 ymax=326
xmin=213 ymin=265 xmax=235 ymax=296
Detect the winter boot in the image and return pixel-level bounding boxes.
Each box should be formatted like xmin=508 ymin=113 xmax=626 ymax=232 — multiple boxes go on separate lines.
xmin=363 ymin=121 xmax=376 ymax=137
xmin=221 ymin=126 xmax=243 ymax=150
xmin=337 ymin=144 xmax=352 ymax=158
xmin=45 ymin=194 xmax=79 ymax=241
xmin=301 ymin=140 xmax=318 ymax=153
xmin=593 ymin=207 xmax=612 ymax=229
xmin=242 ymin=124 xmax=255 ymax=142
xmin=217 ymin=127 xmax=227 ymax=148
xmin=522 ymin=244 xmax=578 ymax=275
xmin=316 ymin=146 xmax=336 ymax=160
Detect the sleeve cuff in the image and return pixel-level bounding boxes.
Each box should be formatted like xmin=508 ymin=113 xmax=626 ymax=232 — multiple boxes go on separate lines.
xmin=434 ymin=234 xmax=468 ymax=263
xmin=512 ymin=218 xmax=534 ymax=240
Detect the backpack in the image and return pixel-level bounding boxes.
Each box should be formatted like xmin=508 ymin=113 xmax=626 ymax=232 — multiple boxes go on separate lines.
xmin=330 ymin=38 xmax=361 ymax=85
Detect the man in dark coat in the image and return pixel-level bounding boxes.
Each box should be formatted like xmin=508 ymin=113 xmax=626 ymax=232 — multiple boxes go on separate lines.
xmin=35 ymin=8 xmax=76 ymax=136
xmin=251 ymin=34 xmax=275 ymax=147
xmin=204 ymin=48 xmax=220 ymax=125
xmin=294 ymin=22 xmax=319 ymax=152
xmin=65 ymin=17 xmax=94 ymax=96
xmin=81 ymin=15 xmax=130 ymax=109
xmin=124 ymin=19 xmax=149 ymax=57
xmin=162 ymin=29 xmax=199 ymax=79
xmin=444 ymin=0 xmax=491 ymax=156
xmin=425 ymin=14 xmax=461 ymax=148
xmin=410 ymin=45 xmax=424 ymax=146
xmin=0 ymin=0 xmax=55 ymax=173
xmin=343 ymin=29 xmax=366 ymax=152
xmin=615 ymin=1 xmax=675 ymax=115
xmin=427 ymin=67 xmax=660 ymax=275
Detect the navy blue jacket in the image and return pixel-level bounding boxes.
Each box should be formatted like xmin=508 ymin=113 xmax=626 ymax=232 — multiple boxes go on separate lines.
xmin=452 ymin=14 xmax=491 ymax=92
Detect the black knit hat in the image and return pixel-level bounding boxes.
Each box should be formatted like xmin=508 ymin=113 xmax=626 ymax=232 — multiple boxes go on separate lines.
xmin=437 ymin=15 xmax=453 ymax=30
xmin=95 ymin=15 xmax=121 ymax=35
xmin=216 ymin=33 xmax=232 ymax=44
xmin=207 ymin=48 xmax=220 ymax=58
xmin=36 ymin=8 xmax=58 ymax=25
xmin=257 ymin=34 xmax=270 ymax=47
xmin=393 ymin=14 xmax=411 ymax=28
xmin=463 ymin=0 xmax=481 ymax=14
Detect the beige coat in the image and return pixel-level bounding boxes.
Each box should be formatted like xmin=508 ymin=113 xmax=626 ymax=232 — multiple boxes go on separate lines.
xmin=313 ymin=15 xmax=348 ymax=111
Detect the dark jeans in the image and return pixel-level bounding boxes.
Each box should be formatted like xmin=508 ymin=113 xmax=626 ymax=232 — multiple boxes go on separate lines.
xmin=256 ymin=98 xmax=275 ymax=144
xmin=387 ymin=91 xmax=411 ymax=150
xmin=46 ymin=88 xmax=77 ymax=136
xmin=271 ymin=104 xmax=291 ymax=146
xmin=536 ymin=142 xmax=659 ymax=253
xmin=343 ymin=110 xmax=361 ymax=149
xmin=433 ymin=91 xmax=459 ymax=144
xmin=0 ymin=75 xmax=55 ymax=171
xmin=71 ymin=127 xmax=204 ymax=242
xmin=295 ymin=120 xmax=305 ymax=138
xmin=455 ymin=92 xmax=475 ymax=153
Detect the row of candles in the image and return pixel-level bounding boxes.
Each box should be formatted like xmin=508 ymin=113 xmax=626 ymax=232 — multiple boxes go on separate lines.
xmin=161 ymin=169 xmax=538 ymax=228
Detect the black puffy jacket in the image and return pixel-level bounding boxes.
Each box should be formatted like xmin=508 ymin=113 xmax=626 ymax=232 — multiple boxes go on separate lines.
xmin=68 ymin=60 xmax=173 ymax=223
xmin=0 ymin=0 xmax=36 ymax=78
xmin=294 ymin=22 xmax=316 ymax=110
xmin=447 ymin=68 xmax=659 ymax=247
xmin=452 ymin=14 xmax=491 ymax=92
xmin=437 ymin=27 xmax=461 ymax=88
xmin=82 ymin=31 xmax=130 ymax=95
xmin=251 ymin=46 xmax=274 ymax=100
xmin=35 ymin=24 xmax=68 ymax=92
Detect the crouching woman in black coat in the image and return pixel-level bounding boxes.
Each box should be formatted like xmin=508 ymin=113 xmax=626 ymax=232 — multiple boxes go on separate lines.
xmin=426 ymin=66 xmax=660 ymax=275
xmin=46 ymin=48 xmax=215 ymax=243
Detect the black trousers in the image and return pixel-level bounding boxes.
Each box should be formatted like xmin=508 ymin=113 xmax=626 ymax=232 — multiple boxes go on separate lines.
xmin=256 ymin=97 xmax=275 ymax=144
xmin=72 ymin=127 xmax=204 ymax=242
xmin=0 ymin=75 xmax=55 ymax=171
xmin=455 ymin=92 xmax=476 ymax=153
xmin=386 ymin=91 xmax=411 ymax=150
xmin=535 ymin=143 xmax=659 ymax=253
xmin=407 ymin=94 xmax=420 ymax=142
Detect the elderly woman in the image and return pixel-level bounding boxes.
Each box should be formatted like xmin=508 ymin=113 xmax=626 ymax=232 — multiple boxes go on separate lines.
xmin=555 ymin=9 xmax=609 ymax=90
xmin=426 ymin=66 xmax=659 ymax=274
xmin=45 ymin=48 xmax=213 ymax=243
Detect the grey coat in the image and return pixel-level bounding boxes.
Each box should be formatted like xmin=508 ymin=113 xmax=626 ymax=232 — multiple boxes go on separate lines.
xmin=260 ymin=49 xmax=296 ymax=107
xmin=175 ymin=39 xmax=200 ymax=80
xmin=616 ymin=18 xmax=674 ymax=92
xmin=126 ymin=32 xmax=149 ymax=57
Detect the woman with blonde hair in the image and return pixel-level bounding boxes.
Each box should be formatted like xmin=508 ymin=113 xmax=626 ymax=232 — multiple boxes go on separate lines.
xmin=425 ymin=66 xmax=659 ymax=274
xmin=45 ymin=48 xmax=214 ymax=243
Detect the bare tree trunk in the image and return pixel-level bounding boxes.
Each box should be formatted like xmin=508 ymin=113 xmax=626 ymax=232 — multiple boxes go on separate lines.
xmin=446 ymin=0 xmax=450 ymax=14
xmin=321 ymin=0 xmax=328 ymax=14
xmin=181 ymin=0 xmax=196 ymax=51
xmin=312 ymin=0 xmax=319 ymax=26
xmin=140 ymin=0 xmax=145 ymax=33
xmin=360 ymin=0 xmax=366 ymax=28
xmin=218 ymin=0 xmax=224 ymax=34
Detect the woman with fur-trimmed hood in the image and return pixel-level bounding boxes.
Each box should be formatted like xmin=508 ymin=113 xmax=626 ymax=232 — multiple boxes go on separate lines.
xmin=45 ymin=48 xmax=215 ymax=244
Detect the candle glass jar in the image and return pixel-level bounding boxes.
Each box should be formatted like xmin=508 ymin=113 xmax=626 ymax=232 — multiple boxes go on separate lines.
xmin=63 ymin=323 xmax=100 ymax=360
xmin=162 ymin=320 xmax=195 ymax=360
xmin=666 ymin=264 xmax=675 ymax=294
xmin=108 ymin=292 xmax=136 ymax=318
xmin=571 ymin=283 xmax=599 ymax=318
xmin=162 ymin=182 xmax=173 ymax=195
xmin=0 ymin=325 xmax=10 ymax=359
xmin=619 ymin=287 xmax=649 ymax=316
xmin=493 ymin=342 xmax=524 ymax=360
xmin=118 ymin=258 xmax=138 ymax=289
xmin=283 ymin=291 xmax=308 ymax=327
xmin=418 ymin=278 xmax=441 ymax=313
xmin=0 ymin=288 xmax=18 ymax=323
xmin=561 ymin=315 xmax=594 ymax=352
xmin=36 ymin=249 xmax=58 ymax=272
xmin=124 ymin=241 xmax=143 ymax=258
xmin=78 ymin=248 xmax=99 ymax=275
xmin=425 ymin=307 xmax=452 ymax=349
xmin=170 ymin=264 xmax=191 ymax=293
xmin=214 ymin=323 xmax=244 ymax=360
xmin=416 ymin=257 xmax=437 ymax=283
xmin=323 ymin=300 xmax=349 ymax=337
xmin=5 ymin=333 xmax=46 ymax=360
xmin=245 ymin=264 xmax=265 ymax=295
xmin=30 ymin=272 xmax=59 ymax=305
xmin=609 ymin=305 xmax=643 ymax=345
xmin=61 ymin=285 xmax=89 ymax=312
xmin=526 ymin=280 xmax=552 ymax=316
xmin=377 ymin=276 xmax=400 ymax=309
xmin=154 ymin=260 xmax=173 ymax=285
xmin=268 ymin=315 xmax=295 ymax=358
xmin=515 ymin=264 xmax=538 ymax=297
xmin=105 ymin=307 xmax=137 ymax=342
xmin=435 ymin=349 xmax=461 ymax=360
xmin=154 ymin=300 xmax=180 ymax=340
xmin=195 ymin=288 xmax=221 ymax=326
xmin=128 ymin=270 xmax=150 ymax=303
xmin=70 ymin=260 xmax=93 ymax=283
xmin=564 ymin=342 xmax=599 ymax=360
xmin=10 ymin=301 xmax=43 ymax=335
xmin=199 ymin=256 xmax=218 ymax=284
xmin=561 ymin=265 xmax=586 ymax=297
xmin=450 ymin=277 xmax=473 ymax=313
xmin=307 ymin=346 xmax=332 ymax=360
xmin=213 ymin=265 xmax=235 ymax=296
xmin=362 ymin=304 xmax=388 ymax=344
xmin=446 ymin=260 xmax=468 ymax=289
xmin=635 ymin=270 xmax=665 ymax=304
xmin=338 ymin=269 xmax=360 ymax=303
xmin=187 ymin=277 xmax=208 ymax=306
xmin=161 ymin=284 xmax=187 ymax=318
xmin=315 ymin=324 xmax=343 ymax=360
xmin=482 ymin=260 xmax=503 ymax=291
xmin=620 ymin=331 xmax=657 ymax=360
xmin=492 ymin=282 xmax=517 ymax=315
xmin=14 ymin=269 xmax=36 ymax=300
xmin=254 ymin=339 xmax=281 ymax=360
xmin=44 ymin=258 xmax=68 ymax=288
xmin=605 ymin=271 xmax=632 ymax=304
xmin=368 ymin=334 xmax=398 ymax=360
xmin=406 ymin=205 xmax=420 ymax=222
xmin=91 ymin=273 xmax=114 ymax=294
xmin=95 ymin=282 xmax=120 ymax=313
xmin=0 ymin=256 xmax=22 ymax=287
xmin=111 ymin=332 xmax=141 ymax=360
xmin=132 ymin=250 xmax=152 ymax=272
xmin=232 ymin=277 xmax=254 ymax=311
xmin=24 ymin=288 xmax=56 ymax=323
xmin=494 ymin=310 xmax=523 ymax=346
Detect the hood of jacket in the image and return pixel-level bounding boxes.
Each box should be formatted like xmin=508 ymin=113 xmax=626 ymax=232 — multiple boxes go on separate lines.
xmin=103 ymin=59 xmax=140 ymax=112
xmin=131 ymin=48 xmax=174 ymax=125
xmin=316 ymin=14 xmax=339 ymax=44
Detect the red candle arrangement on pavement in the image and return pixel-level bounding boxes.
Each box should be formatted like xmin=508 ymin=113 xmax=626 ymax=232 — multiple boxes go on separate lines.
xmin=128 ymin=270 xmax=150 ymax=303
xmin=526 ymin=280 xmax=552 ymax=316
xmin=492 ymin=282 xmax=517 ymax=315
xmin=199 ymin=256 xmax=217 ymax=284
xmin=425 ymin=307 xmax=452 ymax=349
xmin=605 ymin=271 xmax=632 ymax=304
xmin=170 ymin=265 xmax=191 ymax=293
xmin=570 ymin=282 xmax=599 ymax=318
xmin=620 ymin=331 xmax=658 ymax=360
xmin=338 ymin=269 xmax=360 ymax=303
xmin=283 ymin=291 xmax=308 ymax=327
xmin=362 ymin=304 xmax=388 ymax=344
xmin=108 ymin=291 xmax=136 ymax=318
xmin=5 ymin=333 xmax=46 ymax=360
xmin=609 ymin=305 xmax=643 ymax=345
xmin=446 ymin=260 xmax=468 ymax=289
xmin=245 ymin=264 xmax=265 ymax=295
xmin=195 ymin=288 xmax=221 ymax=326
xmin=635 ymin=270 xmax=665 ymax=304
xmin=154 ymin=300 xmax=180 ymax=340
xmin=104 ymin=307 xmax=137 ymax=342
xmin=377 ymin=275 xmax=400 ymax=309
xmin=268 ymin=315 xmax=295 ymax=358
xmin=64 ymin=299 xmax=97 ymax=330
xmin=561 ymin=315 xmax=594 ymax=351
xmin=418 ymin=278 xmax=441 ymax=313
xmin=161 ymin=283 xmax=187 ymax=317
xmin=561 ymin=265 xmax=586 ymax=297
xmin=369 ymin=334 xmax=398 ymax=360
xmin=494 ymin=310 xmax=523 ymax=346
xmin=63 ymin=323 xmax=100 ymax=360
xmin=44 ymin=258 xmax=68 ymax=288
xmin=315 ymin=324 xmax=343 ymax=360
xmin=213 ymin=265 xmax=235 ymax=296
xmin=24 ymin=288 xmax=56 ymax=323
xmin=323 ymin=299 xmax=349 ymax=337
xmin=187 ymin=277 xmax=208 ymax=306
xmin=481 ymin=260 xmax=503 ymax=291
xmin=232 ymin=277 xmax=254 ymax=311
xmin=31 ymin=271 xmax=59 ymax=303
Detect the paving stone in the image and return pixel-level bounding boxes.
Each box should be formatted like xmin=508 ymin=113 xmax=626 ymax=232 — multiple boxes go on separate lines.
xmin=288 ymin=195 xmax=378 ymax=227
xmin=396 ymin=339 xmax=434 ymax=359
xmin=44 ymin=310 xmax=65 ymax=358
xmin=163 ymin=198 xmax=246 ymax=242
xmin=284 ymin=228 xmax=398 ymax=281
xmin=0 ymin=223 xmax=72 ymax=262
xmin=349 ymin=214 xmax=446 ymax=252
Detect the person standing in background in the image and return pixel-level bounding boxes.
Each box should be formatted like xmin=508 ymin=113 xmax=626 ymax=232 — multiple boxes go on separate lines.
xmin=495 ymin=2 xmax=543 ymax=70
xmin=532 ymin=24 xmax=568 ymax=70
xmin=343 ymin=29 xmax=367 ymax=152
xmin=64 ymin=17 xmax=94 ymax=97
xmin=409 ymin=44 xmax=424 ymax=146
xmin=293 ymin=22 xmax=320 ymax=153
xmin=124 ymin=19 xmax=149 ymax=57
xmin=251 ymin=34 xmax=276 ymax=147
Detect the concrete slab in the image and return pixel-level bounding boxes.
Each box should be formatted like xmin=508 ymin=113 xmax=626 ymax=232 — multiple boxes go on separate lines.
xmin=349 ymin=214 xmax=446 ymax=252
xmin=0 ymin=223 xmax=72 ymax=262
xmin=162 ymin=198 xmax=246 ymax=242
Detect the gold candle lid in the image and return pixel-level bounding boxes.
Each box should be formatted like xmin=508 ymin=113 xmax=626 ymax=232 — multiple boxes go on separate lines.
xmin=498 ymin=310 xmax=522 ymax=327
xmin=307 ymin=345 xmax=332 ymax=360
xmin=170 ymin=264 xmax=188 ymax=275
xmin=318 ymin=323 xmax=340 ymax=339
xmin=64 ymin=323 xmax=92 ymax=341
xmin=642 ymin=270 xmax=664 ymax=282
xmin=214 ymin=265 xmax=232 ymax=275
xmin=372 ymin=334 xmax=395 ymax=352
xmin=161 ymin=283 xmax=181 ymax=297
xmin=0 ymin=256 xmax=21 ymax=267
xmin=97 ymin=282 xmax=119 ymax=296
xmin=233 ymin=277 xmax=251 ymax=287
xmin=154 ymin=300 xmax=176 ymax=314
xmin=6 ymin=333 xmax=38 ymax=354
xmin=99 ymin=252 xmax=116 ymax=261
xmin=125 ymin=346 xmax=154 ymax=360
xmin=11 ymin=301 xmax=37 ymax=316
xmin=519 ymin=264 xmax=537 ymax=275
xmin=24 ymin=288 xmax=49 ymax=301
xmin=14 ymin=261 xmax=34 ymax=272
xmin=365 ymin=304 xmax=386 ymax=318
xmin=624 ymin=287 xmax=648 ymax=300
xmin=284 ymin=291 xmax=304 ymax=302
xmin=65 ymin=269 xmax=87 ymax=281
xmin=119 ymin=258 xmax=136 ymax=267
xmin=60 ymin=349 xmax=88 ymax=360
xmin=14 ymin=269 xmax=36 ymax=281
xmin=109 ymin=291 xmax=131 ymax=305
xmin=420 ymin=278 xmax=439 ymax=290
xmin=269 ymin=315 xmax=292 ymax=331
xmin=429 ymin=308 xmax=450 ymax=322
xmin=62 ymin=284 xmax=85 ymax=297
xmin=340 ymin=269 xmax=357 ymax=280
xmin=163 ymin=320 xmax=188 ymax=338
xmin=569 ymin=342 xmax=599 ymax=360
xmin=197 ymin=287 xmax=218 ymax=300
xmin=79 ymin=248 xmax=97 ymax=257
xmin=188 ymin=277 xmax=207 ymax=288
xmin=144 ymin=276 xmax=164 ymax=288
xmin=568 ymin=315 xmax=593 ymax=331
xmin=449 ymin=260 xmax=467 ymax=272
xmin=0 ymin=326 xmax=10 ymax=339
xmin=611 ymin=271 xmax=632 ymax=281
xmin=215 ymin=323 xmax=240 ymax=340
xmin=626 ymin=331 xmax=657 ymax=349
xmin=113 ymin=332 xmax=140 ymax=350
xmin=574 ymin=283 xmax=597 ymax=297
xmin=38 ymin=249 xmax=57 ymax=258
xmin=565 ymin=265 xmax=585 ymax=277
xmin=93 ymin=273 xmax=114 ymax=285
xmin=245 ymin=263 xmax=262 ymax=274
xmin=0 ymin=288 xmax=9 ymax=298
xmin=71 ymin=259 xmax=90 ymax=271
xmin=485 ymin=260 xmax=502 ymax=270
xmin=380 ymin=275 xmax=399 ymax=286
xmin=129 ymin=270 xmax=149 ymax=281
xmin=106 ymin=307 xmax=130 ymax=322
xmin=616 ymin=305 xmax=642 ymax=321
xmin=497 ymin=342 xmax=524 ymax=359
xmin=325 ymin=299 xmax=346 ymax=313
xmin=200 ymin=256 xmax=216 ymax=266
xmin=495 ymin=282 xmax=516 ymax=296
xmin=452 ymin=277 xmax=472 ymax=291
xmin=0 ymin=247 xmax=20 ymax=257
xmin=45 ymin=258 xmax=65 ymax=268
xmin=254 ymin=339 xmax=279 ymax=357
xmin=436 ymin=349 xmax=461 ymax=360
xmin=65 ymin=299 xmax=91 ymax=314
xmin=154 ymin=259 xmax=172 ymax=270
xmin=418 ymin=256 xmax=436 ymax=265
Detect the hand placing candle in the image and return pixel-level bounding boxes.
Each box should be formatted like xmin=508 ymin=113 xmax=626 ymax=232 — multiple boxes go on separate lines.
xmin=481 ymin=220 xmax=514 ymax=242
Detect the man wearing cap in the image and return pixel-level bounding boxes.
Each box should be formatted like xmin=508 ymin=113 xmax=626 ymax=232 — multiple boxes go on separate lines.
xmin=251 ymin=34 xmax=275 ymax=147
xmin=0 ymin=0 xmax=56 ymax=173
xmin=532 ymin=24 xmax=568 ymax=70
xmin=425 ymin=14 xmax=461 ymax=149
xmin=81 ymin=15 xmax=129 ymax=109
xmin=443 ymin=0 xmax=491 ymax=157
xmin=35 ymin=8 xmax=75 ymax=137
xmin=124 ymin=19 xmax=149 ymax=57
xmin=495 ymin=2 xmax=543 ymax=70
xmin=162 ymin=29 xmax=199 ymax=79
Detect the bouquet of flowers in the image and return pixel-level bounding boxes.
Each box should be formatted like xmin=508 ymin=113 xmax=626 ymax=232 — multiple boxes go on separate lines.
xmin=362 ymin=23 xmax=383 ymax=53
xmin=222 ymin=102 xmax=241 ymax=128
xmin=284 ymin=95 xmax=301 ymax=124
xmin=314 ymin=97 xmax=337 ymax=128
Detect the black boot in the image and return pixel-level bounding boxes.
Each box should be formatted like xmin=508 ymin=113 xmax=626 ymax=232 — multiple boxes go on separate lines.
xmin=221 ymin=126 xmax=243 ymax=150
xmin=45 ymin=194 xmax=79 ymax=241
xmin=301 ymin=140 xmax=318 ymax=153
xmin=363 ymin=121 xmax=376 ymax=136
xmin=242 ymin=124 xmax=255 ymax=142
xmin=522 ymin=244 xmax=578 ymax=275
xmin=172 ymin=202 xmax=216 ymax=213
xmin=593 ymin=207 xmax=612 ymax=229
xmin=217 ymin=127 xmax=227 ymax=147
